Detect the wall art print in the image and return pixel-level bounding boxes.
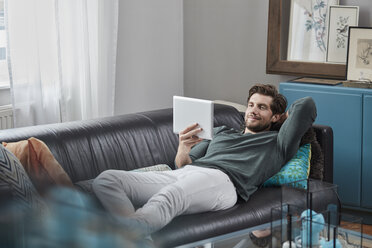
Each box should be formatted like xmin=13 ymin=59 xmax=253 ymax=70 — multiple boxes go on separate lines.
xmin=287 ymin=0 xmax=339 ymax=62
xmin=326 ymin=5 xmax=359 ymax=64
xmin=346 ymin=27 xmax=372 ymax=82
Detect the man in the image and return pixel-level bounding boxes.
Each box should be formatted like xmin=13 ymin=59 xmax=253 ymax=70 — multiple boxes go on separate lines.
xmin=92 ymin=84 xmax=316 ymax=236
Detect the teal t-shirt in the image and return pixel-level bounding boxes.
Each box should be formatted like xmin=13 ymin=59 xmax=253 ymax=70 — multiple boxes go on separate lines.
xmin=189 ymin=97 xmax=317 ymax=201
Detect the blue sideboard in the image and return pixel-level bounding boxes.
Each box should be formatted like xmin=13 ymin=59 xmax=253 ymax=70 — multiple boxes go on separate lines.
xmin=280 ymin=82 xmax=372 ymax=213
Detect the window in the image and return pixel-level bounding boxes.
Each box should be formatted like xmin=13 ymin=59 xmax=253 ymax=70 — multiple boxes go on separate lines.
xmin=0 ymin=0 xmax=10 ymax=88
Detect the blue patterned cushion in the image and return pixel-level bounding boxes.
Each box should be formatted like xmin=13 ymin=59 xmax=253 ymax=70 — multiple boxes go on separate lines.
xmin=0 ymin=144 xmax=44 ymax=209
xmin=263 ymin=144 xmax=311 ymax=189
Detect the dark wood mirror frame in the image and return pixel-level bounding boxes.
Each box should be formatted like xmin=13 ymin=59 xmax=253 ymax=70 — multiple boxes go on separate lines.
xmin=266 ymin=0 xmax=346 ymax=79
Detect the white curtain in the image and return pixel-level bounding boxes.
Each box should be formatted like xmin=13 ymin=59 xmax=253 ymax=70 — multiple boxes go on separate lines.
xmin=5 ymin=0 xmax=118 ymax=127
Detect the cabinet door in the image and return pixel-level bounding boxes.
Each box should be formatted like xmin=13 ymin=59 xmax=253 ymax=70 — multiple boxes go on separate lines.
xmin=362 ymin=95 xmax=372 ymax=208
xmin=281 ymin=84 xmax=362 ymax=207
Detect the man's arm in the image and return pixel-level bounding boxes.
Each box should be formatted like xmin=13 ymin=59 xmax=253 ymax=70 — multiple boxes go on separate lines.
xmin=277 ymin=97 xmax=317 ymax=162
xmin=175 ymin=123 xmax=204 ymax=168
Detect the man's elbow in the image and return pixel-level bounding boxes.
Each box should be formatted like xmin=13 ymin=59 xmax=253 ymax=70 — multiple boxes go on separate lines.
xmin=303 ymin=97 xmax=317 ymax=120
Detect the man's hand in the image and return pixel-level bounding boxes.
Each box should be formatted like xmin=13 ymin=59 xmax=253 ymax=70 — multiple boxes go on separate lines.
xmin=277 ymin=111 xmax=289 ymax=124
xmin=175 ymin=123 xmax=204 ymax=168
xmin=179 ymin=123 xmax=203 ymax=148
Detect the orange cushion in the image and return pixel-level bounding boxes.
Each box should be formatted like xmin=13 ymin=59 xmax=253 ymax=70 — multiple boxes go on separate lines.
xmin=2 ymin=137 xmax=73 ymax=194
xmin=1 ymin=140 xmax=29 ymax=167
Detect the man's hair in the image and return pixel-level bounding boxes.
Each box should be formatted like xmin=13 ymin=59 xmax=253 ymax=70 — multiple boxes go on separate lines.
xmin=247 ymin=84 xmax=287 ymax=115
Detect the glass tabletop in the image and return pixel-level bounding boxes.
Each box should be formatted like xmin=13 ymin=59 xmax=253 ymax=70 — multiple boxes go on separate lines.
xmin=176 ymin=221 xmax=372 ymax=248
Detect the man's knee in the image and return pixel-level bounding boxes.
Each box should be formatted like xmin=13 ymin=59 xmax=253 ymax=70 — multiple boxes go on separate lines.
xmin=146 ymin=184 xmax=188 ymax=215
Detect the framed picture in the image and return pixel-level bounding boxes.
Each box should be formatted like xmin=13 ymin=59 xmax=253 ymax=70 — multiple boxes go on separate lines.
xmin=326 ymin=5 xmax=359 ymax=64
xmin=346 ymin=27 xmax=372 ymax=82
xmin=287 ymin=0 xmax=339 ymax=62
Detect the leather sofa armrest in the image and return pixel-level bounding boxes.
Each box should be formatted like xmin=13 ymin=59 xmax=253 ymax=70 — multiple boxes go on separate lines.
xmin=312 ymin=124 xmax=334 ymax=183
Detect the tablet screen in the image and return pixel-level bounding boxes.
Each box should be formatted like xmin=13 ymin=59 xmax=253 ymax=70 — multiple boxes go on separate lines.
xmin=173 ymin=96 xmax=214 ymax=140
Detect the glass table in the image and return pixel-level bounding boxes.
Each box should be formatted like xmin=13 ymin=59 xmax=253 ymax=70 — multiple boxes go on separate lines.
xmin=176 ymin=221 xmax=372 ymax=248
xmin=177 ymin=179 xmax=371 ymax=248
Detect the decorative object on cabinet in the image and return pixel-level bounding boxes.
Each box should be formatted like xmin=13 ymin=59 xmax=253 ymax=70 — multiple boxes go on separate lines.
xmin=287 ymin=0 xmax=339 ymax=62
xmin=326 ymin=5 xmax=359 ymax=64
xmin=346 ymin=27 xmax=372 ymax=83
xmin=266 ymin=0 xmax=346 ymax=79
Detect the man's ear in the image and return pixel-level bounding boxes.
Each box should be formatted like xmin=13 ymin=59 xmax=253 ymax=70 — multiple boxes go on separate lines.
xmin=271 ymin=114 xmax=280 ymax=123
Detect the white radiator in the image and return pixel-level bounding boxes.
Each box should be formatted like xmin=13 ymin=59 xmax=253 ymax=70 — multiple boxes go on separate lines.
xmin=0 ymin=105 xmax=14 ymax=130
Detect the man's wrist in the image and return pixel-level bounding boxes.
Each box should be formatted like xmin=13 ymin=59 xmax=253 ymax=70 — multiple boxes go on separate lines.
xmin=175 ymin=151 xmax=192 ymax=168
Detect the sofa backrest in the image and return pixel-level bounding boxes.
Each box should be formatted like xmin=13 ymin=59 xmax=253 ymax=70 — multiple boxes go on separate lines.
xmin=0 ymin=104 xmax=244 ymax=182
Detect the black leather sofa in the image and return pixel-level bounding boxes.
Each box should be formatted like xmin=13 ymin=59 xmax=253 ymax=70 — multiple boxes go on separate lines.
xmin=0 ymin=104 xmax=339 ymax=247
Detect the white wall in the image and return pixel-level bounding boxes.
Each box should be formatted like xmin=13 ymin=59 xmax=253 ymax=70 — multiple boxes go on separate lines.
xmin=183 ymin=0 xmax=293 ymax=105
xmin=114 ymin=0 xmax=183 ymax=115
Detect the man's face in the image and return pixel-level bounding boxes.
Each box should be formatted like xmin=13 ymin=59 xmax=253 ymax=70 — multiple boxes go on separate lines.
xmin=244 ymin=93 xmax=279 ymax=134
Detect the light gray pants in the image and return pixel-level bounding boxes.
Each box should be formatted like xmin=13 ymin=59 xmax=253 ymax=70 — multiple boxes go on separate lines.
xmin=92 ymin=165 xmax=237 ymax=235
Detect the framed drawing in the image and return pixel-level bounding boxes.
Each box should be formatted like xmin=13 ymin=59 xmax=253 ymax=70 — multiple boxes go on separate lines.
xmin=346 ymin=27 xmax=372 ymax=82
xmin=287 ymin=0 xmax=339 ymax=62
xmin=326 ymin=6 xmax=359 ymax=64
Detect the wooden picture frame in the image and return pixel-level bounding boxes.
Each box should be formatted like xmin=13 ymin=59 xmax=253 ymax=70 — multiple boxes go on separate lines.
xmin=266 ymin=0 xmax=346 ymax=79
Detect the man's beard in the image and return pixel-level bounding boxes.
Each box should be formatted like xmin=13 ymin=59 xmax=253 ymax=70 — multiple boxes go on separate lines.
xmin=245 ymin=120 xmax=272 ymax=133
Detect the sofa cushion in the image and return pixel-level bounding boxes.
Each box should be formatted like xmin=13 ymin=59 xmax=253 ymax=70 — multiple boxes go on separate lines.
xmin=0 ymin=144 xmax=45 ymax=209
xmin=132 ymin=164 xmax=171 ymax=172
xmin=3 ymin=138 xmax=73 ymax=195
xmin=263 ymin=143 xmax=311 ymax=189
xmin=1 ymin=140 xmax=29 ymax=168
xmin=300 ymin=127 xmax=324 ymax=180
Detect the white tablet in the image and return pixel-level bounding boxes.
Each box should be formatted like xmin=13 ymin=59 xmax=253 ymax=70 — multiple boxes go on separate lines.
xmin=173 ymin=96 xmax=214 ymax=140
